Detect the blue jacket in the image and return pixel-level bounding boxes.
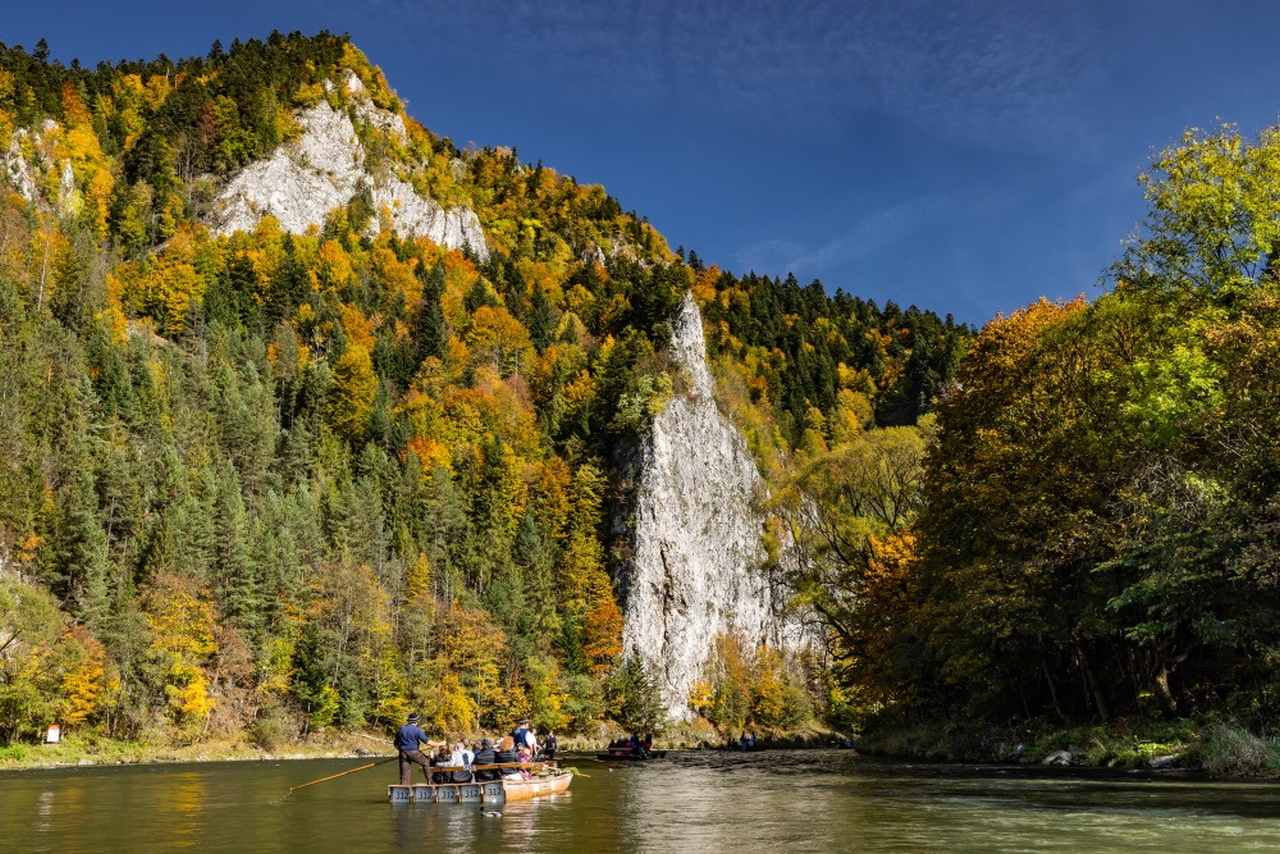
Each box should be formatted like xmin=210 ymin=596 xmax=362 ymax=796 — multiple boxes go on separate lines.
xmin=395 ymin=723 xmax=429 ymax=752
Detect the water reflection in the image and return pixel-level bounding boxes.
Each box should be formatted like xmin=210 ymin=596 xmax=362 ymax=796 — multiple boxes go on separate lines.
xmin=4 ymin=753 xmax=1280 ymax=853
xmin=168 ymin=771 xmax=207 ymax=849
xmin=35 ymin=788 xmax=55 ymax=835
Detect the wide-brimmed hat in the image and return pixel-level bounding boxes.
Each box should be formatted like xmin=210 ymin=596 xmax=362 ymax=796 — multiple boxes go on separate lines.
xmin=407 ymin=712 xmax=420 ymax=722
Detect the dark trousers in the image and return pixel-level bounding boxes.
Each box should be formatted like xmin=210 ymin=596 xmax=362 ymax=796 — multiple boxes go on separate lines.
xmin=399 ymin=750 xmax=431 ymax=784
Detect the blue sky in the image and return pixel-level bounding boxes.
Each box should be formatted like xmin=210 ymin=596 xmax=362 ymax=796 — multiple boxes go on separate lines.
xmin=8 ymin=0 xmax=1280 ymax=323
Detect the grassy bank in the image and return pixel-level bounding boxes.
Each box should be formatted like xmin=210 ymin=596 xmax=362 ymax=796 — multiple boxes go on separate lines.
xmin=555 ymin=718 xmax=846 ymax=753
xmin=858 ymin=717 xmax=1280 ymax=778
xmin=1 ymin=718 xmax=850 ymax=771
xmin=0 ymin=730 xmax=393 ymax=772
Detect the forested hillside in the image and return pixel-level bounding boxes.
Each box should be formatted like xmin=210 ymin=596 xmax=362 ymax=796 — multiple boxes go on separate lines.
xmin=0 ymin=32 xmax=962 ymax=748
xmin=783 ymin=124 xmax=1280 ymax=766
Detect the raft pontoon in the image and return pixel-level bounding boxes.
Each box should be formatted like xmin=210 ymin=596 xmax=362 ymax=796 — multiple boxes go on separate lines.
xmin=388 ymin=763 xmax=571 ymax=804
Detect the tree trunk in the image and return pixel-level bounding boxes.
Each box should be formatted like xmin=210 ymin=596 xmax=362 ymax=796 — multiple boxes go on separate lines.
xmin=1076 ymin=642 xmax=1109 ymax=722
xmin=1041 ymin=657 xmax=1064 ymax=720
xmin=1154 ymin=664 xmax=1178 ymax=715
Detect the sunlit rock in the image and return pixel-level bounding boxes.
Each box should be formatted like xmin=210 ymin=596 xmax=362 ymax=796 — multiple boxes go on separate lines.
xmin=209 ymin=88 xmax=487 ymax=259
xmin=620 ymin=292 xmax=795 ymax=718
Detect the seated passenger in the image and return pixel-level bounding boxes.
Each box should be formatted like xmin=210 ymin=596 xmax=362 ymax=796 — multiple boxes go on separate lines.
xmin=499 ymin=734 xmax=523 ymax=780
xmin=473 ymin=738 xmax=498 ymax=781
xmin=431 ymin=745 xmax=452 ymax=784
xmin=449 ymin=741 xmax=474 ymax=782
xmin=495 ymin=736 xmax=518 ymax=765
xmin=514 ymin=745 xmax=534 ymax=780
xmin=451 ymin=741 xmax=474 ymax=768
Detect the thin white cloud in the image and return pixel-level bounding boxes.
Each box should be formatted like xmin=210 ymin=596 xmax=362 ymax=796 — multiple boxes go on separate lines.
xmin=782 ymin=194 xmax=950 ymax=276
xmin=376 ymin=0 xmax=1110 ymax=154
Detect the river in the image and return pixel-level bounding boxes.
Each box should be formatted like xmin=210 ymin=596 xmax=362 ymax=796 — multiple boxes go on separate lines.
xmin=2 ymin=751 xmax=1278 ymax=852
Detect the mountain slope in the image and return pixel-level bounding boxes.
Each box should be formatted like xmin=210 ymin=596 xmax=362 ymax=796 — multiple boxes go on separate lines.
xmin=0 ymin=32 xmax=965 ymax=745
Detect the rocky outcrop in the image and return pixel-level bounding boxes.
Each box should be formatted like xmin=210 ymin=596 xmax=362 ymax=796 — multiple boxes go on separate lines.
xmin=619 ymin=293 xmax=795 ymax=718
xmin=1 ymin=73 xmax=488 ymax=260
xmin=370 ymin=176 xmax=489 ymax=259
xmin=209 ymin=84 xmax=488 ymax=260
xmin=4 ymin=123 xmax=79 ymax=215
xmin=4 ymin=131 xmax=39 ymax=204
xmin=210 ymin=101 xmax=361 ymax=238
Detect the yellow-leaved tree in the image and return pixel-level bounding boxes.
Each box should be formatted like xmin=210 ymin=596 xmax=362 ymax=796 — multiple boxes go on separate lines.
xmin=329 ymin=344 xmax=377 ymax=438
xmin=144 ymin=574 xmax=218 ymax=727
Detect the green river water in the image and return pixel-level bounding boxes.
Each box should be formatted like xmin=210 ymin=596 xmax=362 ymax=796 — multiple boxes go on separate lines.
xmin=2 ymin=751 xmax=1279 ymax=852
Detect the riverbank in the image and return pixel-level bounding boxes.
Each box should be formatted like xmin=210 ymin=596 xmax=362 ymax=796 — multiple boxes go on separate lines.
xmin=858 ymin=717 xmax=1280 ymax=779
xmin=0 ymin=718 xmax=849 ymax=772
xmin=555 ymin=719 xmax=847 ymax=753
xmin=0 ymin=730 xmax=392 ymax=772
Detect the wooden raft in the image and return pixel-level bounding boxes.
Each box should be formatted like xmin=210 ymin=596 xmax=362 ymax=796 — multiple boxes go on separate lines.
xmin=387 ymin=762 xmax=571 ymax=805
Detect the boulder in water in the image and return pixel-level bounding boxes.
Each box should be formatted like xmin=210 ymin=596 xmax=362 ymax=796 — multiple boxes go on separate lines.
xmin=1042 ymin=749 xmax=1073 ymax=766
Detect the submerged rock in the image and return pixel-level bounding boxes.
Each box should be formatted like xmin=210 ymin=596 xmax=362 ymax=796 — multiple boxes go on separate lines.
xmin=619 ymin=293 xmax=795 ymax=718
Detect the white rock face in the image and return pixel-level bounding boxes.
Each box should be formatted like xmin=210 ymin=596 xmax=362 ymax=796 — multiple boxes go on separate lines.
xmin=370 ymin=176 xmax=488 ymax=259
xmin=3 ymin=131 xmax=39 ymax=203
xmin=211 ymin=102 xmax=361 ymax=237
xmin=209 ymin=94 xmax=487 ymax=260
xmin=4 ymin=126 xmax=76 ymax=215
xmin=621 ymin=293 xmax=794 ymax=718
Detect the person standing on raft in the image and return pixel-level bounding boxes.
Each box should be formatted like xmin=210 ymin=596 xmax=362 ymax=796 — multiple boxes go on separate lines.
xmin=394 ymin=712 xmax=438 ymax=784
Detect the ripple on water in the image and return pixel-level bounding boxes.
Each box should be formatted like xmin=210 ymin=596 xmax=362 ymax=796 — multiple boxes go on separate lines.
xmin=3 ymin=752 xmax=1280 ymax=853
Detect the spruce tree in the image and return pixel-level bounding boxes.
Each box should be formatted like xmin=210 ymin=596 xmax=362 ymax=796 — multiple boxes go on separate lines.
xmin=44 ymin=393 xmax=112 ymax=629
xmin=266 ymin=237 xmax=308 ymax=324
xmin=215 ymin=466 xmax=261 ymax=640
xmin=528 ymin=286 xmax=554 ymax=352
xmin=463 ymin=278 xmax=495 ymax=313
xmin=413 ymin=261 xmax=446 ymax=364
xmin=609 ymin=654 xmax=666 ymax=735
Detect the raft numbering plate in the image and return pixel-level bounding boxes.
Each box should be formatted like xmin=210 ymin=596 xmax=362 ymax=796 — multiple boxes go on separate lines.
xmin=388 ymin=781 xmax=505 ymax=804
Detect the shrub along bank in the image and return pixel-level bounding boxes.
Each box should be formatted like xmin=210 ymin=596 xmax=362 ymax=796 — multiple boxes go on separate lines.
xmin=859 ymin=717 xmax=1280 ymax=778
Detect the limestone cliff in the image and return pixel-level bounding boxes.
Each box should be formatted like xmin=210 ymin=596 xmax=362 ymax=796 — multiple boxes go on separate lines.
xmin=620 ymin=293 xmax=794 ymax=718
xmin=209 ymin=74 xmax=488 ymax=259
xmin=3 ymin=121 xmax=83 ymax=216
xmin=2 ymin=70 xmax=489 ymax=261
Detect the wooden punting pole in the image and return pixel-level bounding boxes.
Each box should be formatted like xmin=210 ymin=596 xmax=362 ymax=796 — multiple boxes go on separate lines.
xmin=287 ymin=755 xmax=398 ymax=795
